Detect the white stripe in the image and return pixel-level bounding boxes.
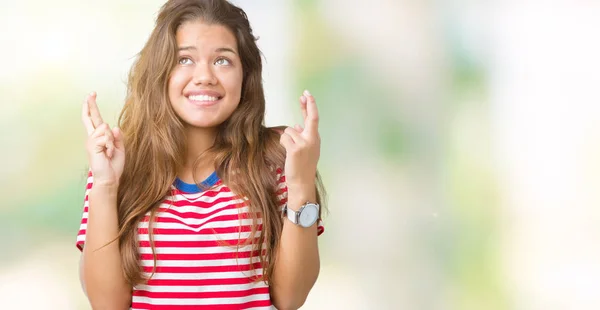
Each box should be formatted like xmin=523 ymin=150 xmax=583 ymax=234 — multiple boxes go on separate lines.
xmin=82 ymin=218 xmax=266 ymax=233
xmin=141 ymin=269 xmax=263 ymax=280
xmin=138 ymin=232 xmax=254 ymax=242
xmin=139 ymin=257 xmax=260 ymax=267
xmin=81 ymin=221 xmax=263 ymax=235
xmin=134 ymin=282 xmax=267 ymax=293
xmin=132 ymin=293 xmax=270 ymax=306
xmin=158 ymin=201 xmax=248 ymax=217
xmin=156 ymin=205 xmax=246 ymax=225
xmin=83 ymin=221 xmax=264 ymax=235
xmin=167 ymin=189 xmax=238 ymax=204
xmin=138 ymin=219 xmax=260 ymax=231
xmin=138 ymin=243 xmax=263 ymax=254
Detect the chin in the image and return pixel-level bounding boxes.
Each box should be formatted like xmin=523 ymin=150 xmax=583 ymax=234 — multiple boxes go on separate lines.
xmin=184 ymin=121 xmax=220 ymax=129
xmin=181 ymin=117 xmax=225 ymax=129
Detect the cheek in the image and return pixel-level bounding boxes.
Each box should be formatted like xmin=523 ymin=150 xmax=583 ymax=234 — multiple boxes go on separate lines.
xmin=168 ymin=71 xmax=188 ymax=97
xmin=225 ymin=72 xmax=244 ymax=97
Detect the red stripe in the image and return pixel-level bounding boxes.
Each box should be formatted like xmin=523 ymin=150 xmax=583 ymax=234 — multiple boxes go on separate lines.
xmin=139 ymin=249 xmax=265 ymax=261
xmin=141 ymin=262 xmax=263 ymax=274
xmin=318 ymin=225 xmax=325 ymax=236
xmin=143 ymin=276 xmax=261 ymax=286
xmin=134 ymin=286 xmax=269 ymax=299
xmin=155 ymin=213 xmax=243 ymax=223
xmin=139 ymin=238 xmax=259 ymax=248
xmin=76 ymin=240 xmax=84 ymax=251
xmin=155 ymin=207 xmax=254 ymax=221
xmin=131 ymin=300 xmax=271 ymax=310
xmin=164 ymin=196 xmax=244 ymax=209
xmin=151 ymin=215 xmax=259 ymax=231
xmin=141 ymin=225 xmax=262 ymax=235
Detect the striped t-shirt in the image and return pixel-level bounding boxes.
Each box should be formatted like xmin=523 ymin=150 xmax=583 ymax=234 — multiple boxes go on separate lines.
xmin=76 ymin=170 xmax=324 ymax=309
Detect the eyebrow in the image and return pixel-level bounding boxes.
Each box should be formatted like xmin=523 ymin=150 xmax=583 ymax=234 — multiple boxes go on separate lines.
xmin=177 ymin=46 xmax=238 ymax=55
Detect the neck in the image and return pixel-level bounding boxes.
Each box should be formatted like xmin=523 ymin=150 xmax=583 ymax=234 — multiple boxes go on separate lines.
xmin=179 ymin=125 xmax=218 ymax=182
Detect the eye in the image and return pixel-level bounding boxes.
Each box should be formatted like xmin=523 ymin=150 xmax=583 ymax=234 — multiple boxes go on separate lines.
xmin=215 ymin=57 xmax=231 ymax=66
xmin=178 ymin=57 xmax=193 ymax=65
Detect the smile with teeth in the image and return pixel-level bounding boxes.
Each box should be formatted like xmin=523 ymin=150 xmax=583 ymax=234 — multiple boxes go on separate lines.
xmin=188 ymin=95 xmax=221 ymax=102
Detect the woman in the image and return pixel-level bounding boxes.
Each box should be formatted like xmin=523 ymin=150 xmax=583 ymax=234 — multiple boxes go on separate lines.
xmin=76 ymin=0 xmax=325 ymax=309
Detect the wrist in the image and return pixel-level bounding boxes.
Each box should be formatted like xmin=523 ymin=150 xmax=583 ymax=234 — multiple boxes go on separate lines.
xmin=286 ymin=188 xmax=316 ymax=210
xmin=90 ymin=183 xmax=119 ymax=196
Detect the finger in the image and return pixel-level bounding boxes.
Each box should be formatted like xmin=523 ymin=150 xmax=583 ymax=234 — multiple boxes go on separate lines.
xmin=284 ymin=126 xmax=304 ymax=145
xmin=82 ymin=94 xmax=95 ymax=136
xmin=279 ymin=132 xmax=295 ymax=150
xmin=88 ymin=92 xmax=104 ymax=128
xmin=92 ymin=135 xmax=108 ymax=154
xmin=294 ymin=124 xmax=304 ymax=133
xmin=302 ymin=90 xmax=319 ymax=136
xmin=299 ymin=95 xmax=308 ymax=121
xmin=105 ymin=127 xmax=115 ymax=159
xmin=91 ymin=123 xmax=110 ymax=138
xmin=91 ymin=134 xmax=110 ymax=156
xmin=111 ymin=127 xmax=123 ymax=150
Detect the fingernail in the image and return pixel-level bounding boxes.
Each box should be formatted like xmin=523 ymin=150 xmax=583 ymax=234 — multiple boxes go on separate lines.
xmin=303 ymin=89 xmax=311 ymax=97
xmin=90 ymin=91 xmax=96 ymax=97
xmin=300 ymin=96 xmax=307 ymax=104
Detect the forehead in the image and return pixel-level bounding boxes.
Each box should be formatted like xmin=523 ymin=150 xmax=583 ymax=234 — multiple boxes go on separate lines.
xmin=175 ymin=20 xmax=238 ymax=51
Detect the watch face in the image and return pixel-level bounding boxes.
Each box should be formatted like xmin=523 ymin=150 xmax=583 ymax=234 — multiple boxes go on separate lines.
xmin=299 ymin=204 xmax=319 ymax=227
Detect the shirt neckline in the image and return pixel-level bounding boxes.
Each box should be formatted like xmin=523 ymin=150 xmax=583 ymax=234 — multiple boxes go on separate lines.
xmin=174 ymin=171 xmax=219 ymax=193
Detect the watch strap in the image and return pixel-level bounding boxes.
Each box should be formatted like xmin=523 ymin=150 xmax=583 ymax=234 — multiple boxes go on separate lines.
xmin=281 ymin=204 xmax=298 ymax=224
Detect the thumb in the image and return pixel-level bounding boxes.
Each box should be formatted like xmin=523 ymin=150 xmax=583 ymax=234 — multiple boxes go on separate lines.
xmin=112 ymin=127 xmax=123 ymax=149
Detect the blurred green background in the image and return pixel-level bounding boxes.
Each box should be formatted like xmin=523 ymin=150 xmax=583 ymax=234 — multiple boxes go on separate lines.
xmin=1 ymin=1 xmax=600 ymax=309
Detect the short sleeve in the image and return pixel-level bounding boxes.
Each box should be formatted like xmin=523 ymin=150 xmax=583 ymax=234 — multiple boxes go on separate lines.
xmin=275 ymin=168 xmax=325 ymax=236
xmin=75 ymin=170 xmax=94 ymax=251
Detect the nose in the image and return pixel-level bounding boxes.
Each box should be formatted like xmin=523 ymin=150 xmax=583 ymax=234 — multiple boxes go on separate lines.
xmin=192 ymin=62 xmax=217 ymax=85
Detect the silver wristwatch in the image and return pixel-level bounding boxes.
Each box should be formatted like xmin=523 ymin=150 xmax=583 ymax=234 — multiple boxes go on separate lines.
xmin=281 ymin=202 xmax=320 ymax=228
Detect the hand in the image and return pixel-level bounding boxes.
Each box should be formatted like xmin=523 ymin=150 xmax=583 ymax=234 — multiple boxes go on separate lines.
xmin=82 ymin=92 xmax=125 ymax=187
xmin=279 ymin=90 xmax=321 ymax=190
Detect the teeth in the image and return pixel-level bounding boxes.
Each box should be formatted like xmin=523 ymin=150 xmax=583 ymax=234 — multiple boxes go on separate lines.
xmin=188 ymin=95 xmax=219 ymax=101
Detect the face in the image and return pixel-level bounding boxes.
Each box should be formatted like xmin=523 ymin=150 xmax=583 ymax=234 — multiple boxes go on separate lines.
xmin=168 ymin=20 xmax=243 ymax=129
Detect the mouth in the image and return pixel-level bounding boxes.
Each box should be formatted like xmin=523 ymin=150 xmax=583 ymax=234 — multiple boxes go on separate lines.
xmin=186 ymin=94 xmax=223 ymax=106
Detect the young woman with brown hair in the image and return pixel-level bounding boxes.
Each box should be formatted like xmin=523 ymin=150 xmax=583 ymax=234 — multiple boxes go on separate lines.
xmin=76 ymin=0 xmax=325 ymax=309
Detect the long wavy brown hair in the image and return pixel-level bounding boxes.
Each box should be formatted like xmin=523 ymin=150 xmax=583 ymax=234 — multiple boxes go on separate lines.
xmin=114 ymin=0 xmax=325 ymax=286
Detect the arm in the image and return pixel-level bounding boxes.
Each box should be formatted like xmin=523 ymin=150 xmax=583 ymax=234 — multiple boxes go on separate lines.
xmin=270 ymin=185 xmax=320 ymax=310
xmin=79 ymin=92 xmax=131 ymax=309
xmin=272 ymin=90 xmax=323 ymax=309
xmin=80 ymin=185 xmax=131 ymax=309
